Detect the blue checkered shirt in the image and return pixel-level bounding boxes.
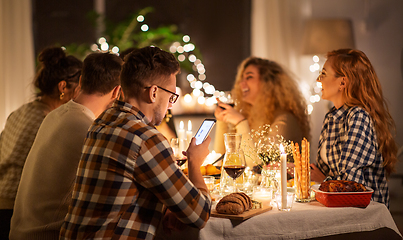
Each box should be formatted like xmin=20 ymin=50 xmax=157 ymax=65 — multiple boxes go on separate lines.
xmin=316 ymin=105 xmax=389 ymax=207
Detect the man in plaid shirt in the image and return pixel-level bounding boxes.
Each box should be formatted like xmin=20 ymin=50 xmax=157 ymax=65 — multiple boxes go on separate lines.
xmin=60 ymin=46 xmax=212 ymax=239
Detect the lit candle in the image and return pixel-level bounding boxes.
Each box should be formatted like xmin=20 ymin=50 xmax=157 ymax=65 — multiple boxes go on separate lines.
xmin=178 ymin=121 xmax=185 ymax=140
xmin=178 ymin=121 xmax=186 ymax=153
xmin=204 ymin=150 xmax=221 ymax=165
xmin=186 ymin=120 xmax=193 ymax=144
xmin=181 ymin=94 xmax=196 ymax=114
xmin=253 ymin=188 xmax=272 ymax=207
xmin=280 ymin=144 xmax=287 ymax=209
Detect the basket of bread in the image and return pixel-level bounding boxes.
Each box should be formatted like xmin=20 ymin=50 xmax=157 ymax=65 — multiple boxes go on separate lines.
xmin=311 ymin=180 xmax=374 ymax=208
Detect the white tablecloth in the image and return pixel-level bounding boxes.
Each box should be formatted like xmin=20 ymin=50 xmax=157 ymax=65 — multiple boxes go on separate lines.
xmin=155 ymin=201 xmax=402 ymax=240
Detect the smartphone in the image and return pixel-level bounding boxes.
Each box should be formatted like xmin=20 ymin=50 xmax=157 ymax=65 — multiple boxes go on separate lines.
xmin=194 ymin=119 xmax=216 ymax=145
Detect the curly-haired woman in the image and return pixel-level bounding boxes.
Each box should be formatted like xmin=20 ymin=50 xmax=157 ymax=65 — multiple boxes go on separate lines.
xmin=214 ymin=57 xmax=310 ymax=167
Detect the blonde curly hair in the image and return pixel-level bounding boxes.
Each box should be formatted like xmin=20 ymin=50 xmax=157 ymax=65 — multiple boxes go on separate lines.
xmin=231 ymin=57 xmax=311 ymax=140
xmin=327 ymin=49 xmax=397 ymax=177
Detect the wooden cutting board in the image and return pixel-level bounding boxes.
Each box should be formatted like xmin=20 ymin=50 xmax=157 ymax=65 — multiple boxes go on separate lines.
xmin=211 ymin=206 xmax=272 ymax=220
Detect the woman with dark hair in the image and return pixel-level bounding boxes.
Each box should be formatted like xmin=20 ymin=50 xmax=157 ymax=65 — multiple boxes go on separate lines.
xmin=310 ymin=49 xmax=398 ymax=208
xmin=214 ymin=57 xmax=310 ymax=167
xmin=0 ymin=46 xmax=82 ymax=239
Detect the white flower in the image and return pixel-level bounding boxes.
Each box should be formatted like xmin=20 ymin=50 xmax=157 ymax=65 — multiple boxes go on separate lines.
xmin=246 ymin=124 xmax=292 ymax=166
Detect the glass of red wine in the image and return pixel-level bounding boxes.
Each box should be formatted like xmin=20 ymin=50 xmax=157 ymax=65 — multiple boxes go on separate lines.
xmin=219 ymin=91 xmax=235 ymax=108
xmin=170 ymin=138 xmax=187 ymax=168
xmin=176 ymin=158 xmax=187 ymax=167
xmin=222 ymin=133 xmax=246 ymax=193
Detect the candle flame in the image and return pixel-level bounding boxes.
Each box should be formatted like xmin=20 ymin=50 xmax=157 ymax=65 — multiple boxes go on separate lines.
xmin=188 ymin=120 xmax=192 ymax=131
xmin=184 ymin=94 xmax=192 ymax=103
xmin=179 ymin=121 xmax=184 ymax=130
xmin=279 ymin=144 xmax=285 ymax=154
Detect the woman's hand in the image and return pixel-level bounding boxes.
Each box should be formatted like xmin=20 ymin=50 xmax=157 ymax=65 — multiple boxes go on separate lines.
xmin=310 ymin=163 xmax=326 ymax=182
xmin=214 ymin=99 xmax=245 ymax=125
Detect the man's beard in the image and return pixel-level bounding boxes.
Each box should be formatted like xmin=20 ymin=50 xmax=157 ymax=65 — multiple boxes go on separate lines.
xmin=153 ymin=103 xmax=164 ymax=126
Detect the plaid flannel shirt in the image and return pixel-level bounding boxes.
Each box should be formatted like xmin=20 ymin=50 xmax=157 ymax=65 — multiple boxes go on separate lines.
xmin=316 ymin=105 xmax=389 ymax=208
xmin=60 ymin=101 xmax=211 ymax=239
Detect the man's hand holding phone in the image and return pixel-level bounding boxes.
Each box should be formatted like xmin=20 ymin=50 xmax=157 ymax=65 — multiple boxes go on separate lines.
xmin=185 ymin=119 xmax=216 ymax=168
xmin=184 ymin=119 xmax=215 ymax=191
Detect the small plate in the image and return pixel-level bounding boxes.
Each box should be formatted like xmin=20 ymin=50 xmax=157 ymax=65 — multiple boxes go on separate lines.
xmin=311 ymin=184 xmax=374 ymax=208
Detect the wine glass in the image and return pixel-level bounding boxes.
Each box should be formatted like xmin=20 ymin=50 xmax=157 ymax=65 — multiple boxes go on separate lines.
xmin=170 ymin=138 xmax=187 ymax=167
xmin=223 ymin=151 xmax=246 ymax=193
xmin=219 ymin=91 xmax=238 ymax=130
xmin=203 ymin=176 xmax=216 ymax=193
xmin=219 ymin=91 xmax=235 ymax=108
xmin=222 ymin=133 xmax=246 ymax=193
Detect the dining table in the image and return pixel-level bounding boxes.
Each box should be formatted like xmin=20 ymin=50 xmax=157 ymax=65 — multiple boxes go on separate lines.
xmin=155 ymin=200 xmax=402 ymax=240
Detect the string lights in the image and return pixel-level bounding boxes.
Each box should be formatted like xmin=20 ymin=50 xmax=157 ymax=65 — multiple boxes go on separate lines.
xmin=86 ymin=13 xmax=318 ymax=115
xmin=88 ymin=13 xmax=225 ymax=110
xmin=306 ymin=55 xmax=324 ymax=115
xmin=168 ymin=35 xmax=222 ymax=109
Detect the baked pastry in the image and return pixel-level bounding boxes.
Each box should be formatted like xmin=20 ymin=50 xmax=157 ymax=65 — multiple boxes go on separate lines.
xmin=319 ymin=180 xmax=367 ymax=192
xmin=216 ymin=192 xmax=252 ymax=215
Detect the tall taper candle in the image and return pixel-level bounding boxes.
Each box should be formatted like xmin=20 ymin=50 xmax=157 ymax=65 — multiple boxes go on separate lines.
xmin=280 ymin=144 xmax=287 ymax=209
xmin=178 ymin=121 xmax=186 ymax=153
xmin=178 ymin=121 xmax=185 ymax=139
xmin=186 ymin=120 xmax=193 ymax=144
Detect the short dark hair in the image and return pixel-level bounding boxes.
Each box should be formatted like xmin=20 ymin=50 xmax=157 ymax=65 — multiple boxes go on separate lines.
xmin=119 ymin=47 xmax=137 ymax=61
xmin=81 ymin=52 xmax=123 ymax=95
xmin=121 ymin=46 xmax=180 ymax=99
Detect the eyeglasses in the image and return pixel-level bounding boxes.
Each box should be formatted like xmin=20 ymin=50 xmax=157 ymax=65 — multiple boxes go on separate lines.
xmin=145 ymin=85 xmax=179 ymax=104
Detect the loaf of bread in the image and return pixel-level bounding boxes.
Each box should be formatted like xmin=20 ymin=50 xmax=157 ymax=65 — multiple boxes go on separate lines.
xmin=319 ymin=180 xmax=366 ymax=192
xmin=216 ymin=192 xmax=252 ymax=215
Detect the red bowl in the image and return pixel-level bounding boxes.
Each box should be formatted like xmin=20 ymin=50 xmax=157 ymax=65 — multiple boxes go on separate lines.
xmin=311 ymin=184 xmax=374 ymax=208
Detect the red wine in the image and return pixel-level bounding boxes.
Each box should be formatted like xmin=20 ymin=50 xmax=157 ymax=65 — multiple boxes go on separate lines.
xmin=227 ymin=103 xmax=235 ymax=107
xmin=218 ymin=102 xmax=235 ymax=110
xmin=176 ymin=158 xmax=187 ymax=166
xmin=224 ymin=165 xmax=245 ymax=179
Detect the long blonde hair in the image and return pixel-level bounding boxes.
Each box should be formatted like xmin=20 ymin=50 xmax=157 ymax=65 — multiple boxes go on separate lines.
xmin=327 ymin=49 xmax=397 ymax=177
xmin=232 ymin=57 xmax=310 ymax=140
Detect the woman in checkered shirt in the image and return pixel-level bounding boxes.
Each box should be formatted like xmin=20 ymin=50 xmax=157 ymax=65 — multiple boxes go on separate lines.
xmin=310 ymin=49 xmax=398 ymax=207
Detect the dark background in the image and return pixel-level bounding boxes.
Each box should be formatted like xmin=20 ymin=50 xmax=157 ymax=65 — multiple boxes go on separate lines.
xmin=32 ymin=0 xmax=251 ymax=92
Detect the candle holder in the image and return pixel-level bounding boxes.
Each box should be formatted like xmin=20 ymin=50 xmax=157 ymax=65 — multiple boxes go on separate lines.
xmin=275 ymin=191 xmax=295 ymax=211
xmin=252 ymin=186 xmax=273 ymax=207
